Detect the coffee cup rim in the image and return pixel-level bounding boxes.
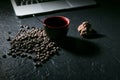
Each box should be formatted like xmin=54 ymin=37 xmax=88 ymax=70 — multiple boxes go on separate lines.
xmin=44 ymin=16 xmax=70 ymax=29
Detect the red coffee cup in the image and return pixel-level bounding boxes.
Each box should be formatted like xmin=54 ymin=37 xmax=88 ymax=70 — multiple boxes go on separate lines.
xmin=44 ymin=16 xmax=70 ymax=41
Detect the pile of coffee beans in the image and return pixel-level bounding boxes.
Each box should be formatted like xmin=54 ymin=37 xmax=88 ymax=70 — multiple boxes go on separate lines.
xmin=6 ymin=25 xmax=60 ymax=67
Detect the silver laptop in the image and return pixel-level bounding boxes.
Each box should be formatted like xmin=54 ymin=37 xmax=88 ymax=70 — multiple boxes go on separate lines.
xmin=11 ymin=0 xmax=96 ymax=16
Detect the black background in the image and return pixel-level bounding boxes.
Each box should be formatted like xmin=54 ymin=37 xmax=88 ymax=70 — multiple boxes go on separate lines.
xmin=0 ymin=0 xmax=120 ymax=80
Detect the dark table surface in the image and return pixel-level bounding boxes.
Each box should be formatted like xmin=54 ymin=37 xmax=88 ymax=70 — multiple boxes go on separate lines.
xmin=0 ymin=0 xmax=120 ymax=80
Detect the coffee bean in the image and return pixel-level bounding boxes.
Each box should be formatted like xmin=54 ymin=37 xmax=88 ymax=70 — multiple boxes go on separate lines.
xmin=19 ymin=24 xmax=24 ymax=28
xmin=40 ymin=59 xmax=44 ymax=62
xmin=20 ymin=54 xmax=27 ymax=58
xmin=27 ymin=55 xmax=32 ymax=59
xmin=56 ymin=47 xmax=61 ymax=50
xmin=33 ymin=55 xmax=41 ymax=61
xmin=16 ymin=52 xmax=21 ymax=56
xmin=12 ymin=54 xmax=17 ymax=58
xmin=25 ymin=25 xmax=30 ymax=29
xmin=33 ymin=58 xmax=39 ymax=62
xmin=44 ymin=55 xmax=48 ymax=60
xmin=34 ymin=62 xmax=42 ymax=67
xmin=7 ymin=52 xmax=12 ymax=55
xmin=8 ymin=31 xmax=11 ymax=34
xmin=50 ymin=50 xmax=56 ymax=54
xmin=2 ymin=54 xmax=7 ymax=58
xmin=7 ymin=37 xmax=11 ymax=41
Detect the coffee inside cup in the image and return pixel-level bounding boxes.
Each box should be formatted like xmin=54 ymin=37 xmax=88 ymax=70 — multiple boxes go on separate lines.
xmin=44 ymin=16 xmax=69 ymax=29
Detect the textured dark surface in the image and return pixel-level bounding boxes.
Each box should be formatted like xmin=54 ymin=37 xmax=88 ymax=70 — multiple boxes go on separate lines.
xmin=0 ymin=0 xmax=120 ymax=80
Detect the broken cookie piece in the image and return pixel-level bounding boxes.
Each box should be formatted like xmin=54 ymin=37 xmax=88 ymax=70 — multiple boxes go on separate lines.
xmin=77 ymin=21 xmax=97 ymax=38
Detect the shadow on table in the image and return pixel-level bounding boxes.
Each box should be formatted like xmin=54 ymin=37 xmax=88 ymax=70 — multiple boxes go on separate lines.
xmin=59 ymin=36 xmax=101 ymax=57
xmin=82 ymin=33 xmax=106 ymax=39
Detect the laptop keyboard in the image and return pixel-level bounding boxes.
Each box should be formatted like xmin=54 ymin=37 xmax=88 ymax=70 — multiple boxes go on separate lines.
xmin=15 ymin=0 xmax=58 ymax=6
xmin=11 ymin=0 xmax=96 ymax=16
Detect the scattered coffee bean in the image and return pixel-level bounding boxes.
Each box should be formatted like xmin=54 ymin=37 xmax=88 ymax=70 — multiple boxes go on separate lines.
xmin=7 ymin=52 xmax=12 ymax=55
xmin=34 ymin=62 xmax=42 ymax=67
xmin=33 ymin=57 xmax=39 ymax=62
xmin=27 ymin=55 xmax=32 ymax=59
xmin=19 ymin=24 xmax=24 ymax=28
xmin=24 ymin=25 xmax=30 ymax=29
xmin=8 ymin=31 xmax=11 ymax=34
xmin=7 ymin=37 xmax=11 ymax=41
xmin=2 ymin=54 xmax=7 ymax=58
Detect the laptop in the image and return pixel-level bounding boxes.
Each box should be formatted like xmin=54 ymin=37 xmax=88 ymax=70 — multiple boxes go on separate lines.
xmin=10 ymin=0 xmax=96 ymax=16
